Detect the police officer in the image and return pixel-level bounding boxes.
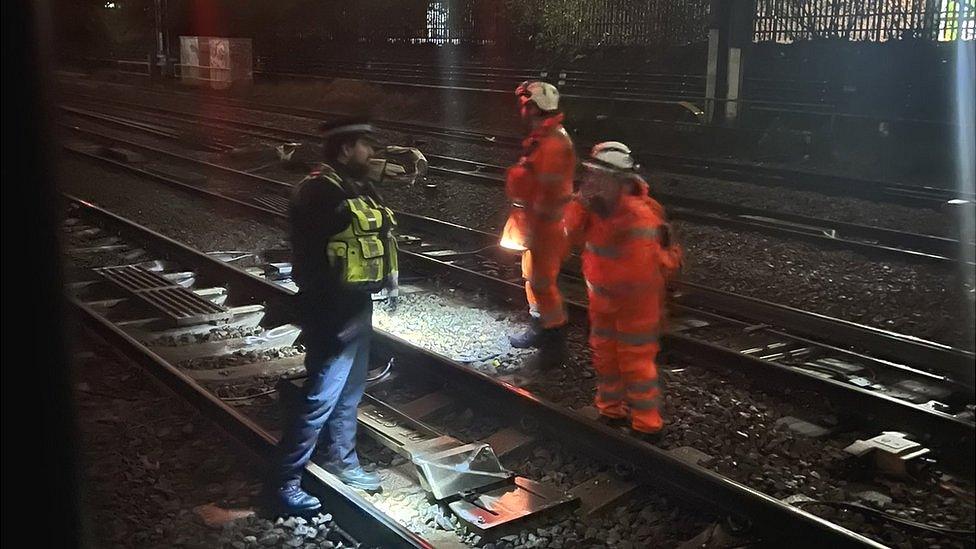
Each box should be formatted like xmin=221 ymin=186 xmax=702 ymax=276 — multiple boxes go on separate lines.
xmin=269 ymin=118 xmax=399 ymax=514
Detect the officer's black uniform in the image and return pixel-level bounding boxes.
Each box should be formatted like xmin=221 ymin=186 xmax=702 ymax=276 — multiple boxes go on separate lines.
xmin=275 ymin=161 xmax=387 ymax=497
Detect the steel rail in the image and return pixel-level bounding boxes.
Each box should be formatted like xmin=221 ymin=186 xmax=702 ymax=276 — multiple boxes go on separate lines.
xmin=59 ymin=99 xmax=971 ymax=265
xmin=59 ymin=115 xmax=976 ymax=381
xmin=59 ymin=110 xmax=976 ymax=374
xmin=391 ymin=211 xmax=976 ymax=388
xmin=58 ymin=73 xmax=969 ymax=208
xmin=61 ymin=136 xmax=975 ymax=459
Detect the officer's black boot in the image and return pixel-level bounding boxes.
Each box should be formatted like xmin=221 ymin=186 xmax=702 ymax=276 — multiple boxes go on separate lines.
xmin=266 ymin=480 xmax=322 ymax=515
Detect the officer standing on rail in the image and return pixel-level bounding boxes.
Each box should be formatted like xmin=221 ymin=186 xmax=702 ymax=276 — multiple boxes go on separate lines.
xmin=268 ymin=118 xmax=400 ymax=514
xmin=565 ymin=142 xmax=683 ymax=441
xmin=501 ymin=81 xmax=577 ymax=357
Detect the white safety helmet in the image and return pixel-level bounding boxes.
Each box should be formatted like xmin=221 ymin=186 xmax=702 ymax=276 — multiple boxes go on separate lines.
xmin=583 ymin=141 xmax=637 ymax=173
xmin=516 ymin=80 xmax=560 ymax=113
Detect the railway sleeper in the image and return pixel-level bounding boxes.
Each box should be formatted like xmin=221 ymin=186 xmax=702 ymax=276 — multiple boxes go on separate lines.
xmin=277 ymin=378 xmax=580 ymax=536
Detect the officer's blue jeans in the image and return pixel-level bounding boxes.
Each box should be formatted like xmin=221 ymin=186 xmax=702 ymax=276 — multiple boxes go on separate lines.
xmin=277 ymin=308 xmax=371 ymax=485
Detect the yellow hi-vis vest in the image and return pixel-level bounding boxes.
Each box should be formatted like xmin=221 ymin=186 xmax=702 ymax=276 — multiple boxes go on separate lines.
xmin=315 ymin=167 xmax=399 ymax=291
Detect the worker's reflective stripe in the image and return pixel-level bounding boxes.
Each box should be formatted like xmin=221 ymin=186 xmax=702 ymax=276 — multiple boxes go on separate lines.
xmin=627 ymin=378 xmax=659 ymax=393
xmin=585 ymin=242 xmax=620 ymax=258
xmin=592 ymin=327 xmax=658 ymax=346
xmin=597 ymin=374 xmax=622 ymax=384
xmin=585 ymin=226 xmax=661 ymax=258
xmin=616 ymin=330 xmax=659 ymax=346
xmin=627 ymin=227 xmax=659 ymax=240
xmin=597 ymin=389 xmax=625 ymax=401
xmin=586 ymin=281 xmax=651 ymax=297
xmin=628 ymin=396 xmax=660 ymax=410
xmin=538 ymin=173 xmax=567 ymax=184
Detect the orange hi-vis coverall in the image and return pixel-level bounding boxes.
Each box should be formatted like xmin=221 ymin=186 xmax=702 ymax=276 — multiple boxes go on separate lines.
xmin=565 ymin=180 xmax=683 ymax=433
xmin=503 ymin=114 xmax=577 ymax=328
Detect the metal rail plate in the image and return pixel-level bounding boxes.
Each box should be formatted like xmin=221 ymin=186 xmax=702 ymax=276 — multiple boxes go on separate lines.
xmin=449 ymin=477 xmax=579 ymax=535
xmin=96 ymin=265 xmax=231 ymax=326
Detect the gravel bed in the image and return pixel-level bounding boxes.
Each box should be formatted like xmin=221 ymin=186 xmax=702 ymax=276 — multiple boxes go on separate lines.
xmin=146 ymin=325 xmax=268 ymax=347
xmin=178 ymin=346 xmax=303 ymax=371
xmin=59 ymin=157 xmax=289 ymax=253
xmin=655 ymin=173 xmax=960 ymax=238
xmin=674 ymin=221 xmax=973 ymax=349
xmin=373 ymin=290 xmax=532 ymax=371
xmin=73 ymin=334 xmax=347 ymax=549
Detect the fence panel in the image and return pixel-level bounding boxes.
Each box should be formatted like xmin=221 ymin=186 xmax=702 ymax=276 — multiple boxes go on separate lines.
xmin=754 ymin=0 xmax=976 ymax=43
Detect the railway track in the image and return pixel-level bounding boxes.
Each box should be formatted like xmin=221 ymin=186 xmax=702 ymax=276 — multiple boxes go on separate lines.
xmin=63 ymin=196 xmax=432 ymax=549
xmin=62 ymin=195 xmax=905 ymax=548
xmin=58 ymin=76 xmax=974 ymax=209
xmin=66 ymin=189 xmax=968 ymax=546
xmin=58 ymin=107 xmax=976 ymax=545
xmin=59 ymin=97 xmax=971 ymax=265
xmin=58 ymin=104 xmax=976 ymax=408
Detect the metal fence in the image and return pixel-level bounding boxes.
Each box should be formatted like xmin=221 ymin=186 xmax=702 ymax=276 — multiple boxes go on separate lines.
xmin=273 ymin=0 xmax=710 ymax=49
xmin=560 ymin=0 xmax=711 ymax=47
xmin=386 ymin=0 xmax=711 ymax=48
xmin=268 ymin=1 xmax=973 ymax=51
xmin=754 ymin=0 xmax=976 ymax=42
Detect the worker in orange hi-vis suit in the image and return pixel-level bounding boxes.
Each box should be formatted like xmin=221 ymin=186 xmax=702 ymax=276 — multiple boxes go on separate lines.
xmin=501 ymin=81 xmax=577 ymax=352
xmin=565 ymin=142 xmax=683 ymax=441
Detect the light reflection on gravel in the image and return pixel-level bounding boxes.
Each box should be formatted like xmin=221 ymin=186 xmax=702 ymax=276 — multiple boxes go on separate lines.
xmin=372 ymin=290 xmax=534 ymax=372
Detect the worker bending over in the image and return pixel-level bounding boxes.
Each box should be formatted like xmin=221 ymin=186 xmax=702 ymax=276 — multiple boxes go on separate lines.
xmin=501 ymin=81 xmax=577 ymax=353
xmin=565 ymin=142 xmax=683 ymax=441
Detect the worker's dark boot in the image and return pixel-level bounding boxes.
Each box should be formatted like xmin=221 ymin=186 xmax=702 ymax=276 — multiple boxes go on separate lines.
xmin=629 ymin=428 xmax=664 ymax=446
xmin=509 ymin=321 xmax=544 ymax=348
xmin=269 ymin=480 xmax=322 ymax=515
xmin=510 ymin=321 xmax=564 ymax=349
xmin=536 ymin=326 xmax=567 ymax=369
xmin=597 ymin=414 xmax=629 ymax=429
